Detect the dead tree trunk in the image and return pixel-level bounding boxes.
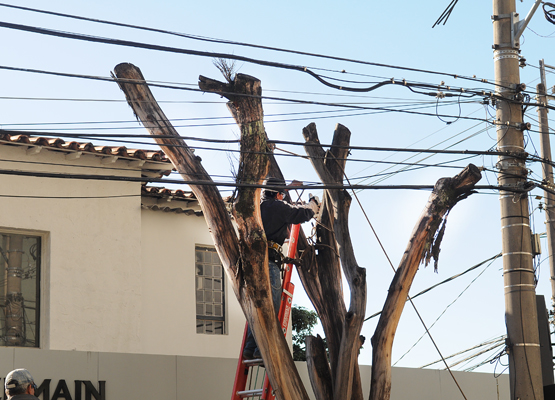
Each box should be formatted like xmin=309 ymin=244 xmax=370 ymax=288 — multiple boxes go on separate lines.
xmin=199 ymin=73 xmax=310 ymax=400
xmin=115 ymin=63 xmax=481 ymax=400
xmin=369 ymin=164 xmax=482 ymax=400
xmin=302 ymin=123 xmax=366 ymax=400
xmin=113 ymin=63 xmax=240 ymax=279
xmin=114 ymin=64 xmax=309 ymax=400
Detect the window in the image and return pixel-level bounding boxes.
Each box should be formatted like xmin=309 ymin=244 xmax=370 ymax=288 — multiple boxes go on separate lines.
xmin=195 ymin=246 xmax=225 ymax=335
xmin=0 ymin=232 xmax=40 ymax=347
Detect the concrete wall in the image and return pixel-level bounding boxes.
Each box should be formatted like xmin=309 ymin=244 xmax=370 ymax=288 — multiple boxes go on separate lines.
xmin=0 ymin=347 xmax=509 ymax=400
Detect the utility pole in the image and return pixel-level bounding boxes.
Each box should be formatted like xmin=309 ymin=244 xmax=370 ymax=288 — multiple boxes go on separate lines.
xmin=537 ymin=60 xmax=555 ymax=310
xmin=493 ymin=1 xmax=544 ymax=399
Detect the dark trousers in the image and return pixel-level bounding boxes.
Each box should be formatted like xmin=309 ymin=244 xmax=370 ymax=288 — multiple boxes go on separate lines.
xmin=244 ymin=260 xmax=282 ymax=352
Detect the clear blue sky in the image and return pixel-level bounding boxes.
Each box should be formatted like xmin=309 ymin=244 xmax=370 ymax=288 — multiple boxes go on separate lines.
xmin=1 ymin=0 xmax=554 ymax=375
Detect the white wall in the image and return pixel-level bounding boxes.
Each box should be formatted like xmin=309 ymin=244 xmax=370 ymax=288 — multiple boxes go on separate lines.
xmin=0 ymin=143 xmax=245 ymax=358
xmin=0 ymin=347 xmax=510 ymax=400
xmin=139 ymin=197 xmax=245 ymax=358
xmin=0 ymin=145 xmax=144 ymax=353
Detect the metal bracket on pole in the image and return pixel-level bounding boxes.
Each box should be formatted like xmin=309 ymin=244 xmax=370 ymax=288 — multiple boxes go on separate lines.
xmin=514 ymin=0 xmax=543 ymax=42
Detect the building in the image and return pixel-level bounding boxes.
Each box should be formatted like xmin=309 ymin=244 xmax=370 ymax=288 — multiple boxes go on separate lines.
xmin=0 ymin=132 xmax=509 ymax=400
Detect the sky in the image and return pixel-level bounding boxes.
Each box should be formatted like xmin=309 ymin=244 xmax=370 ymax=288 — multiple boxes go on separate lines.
xmin=1 ymin=0 xmax=555 ymax=378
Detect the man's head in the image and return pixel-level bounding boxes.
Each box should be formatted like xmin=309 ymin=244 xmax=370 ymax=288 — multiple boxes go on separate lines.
xmin=263 ymin=177 xmax=286 ymax=199
xmin=5 ymin=369 xmax=36 ymax=398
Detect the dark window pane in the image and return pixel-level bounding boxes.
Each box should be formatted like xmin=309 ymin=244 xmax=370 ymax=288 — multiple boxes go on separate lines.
xmin=213 ymin=279 xmax=222 ymax=290
xmin=195 ymin=264 xmax=203 ymax=276
xmin=196 ymin=320 xmax=204 ymax=333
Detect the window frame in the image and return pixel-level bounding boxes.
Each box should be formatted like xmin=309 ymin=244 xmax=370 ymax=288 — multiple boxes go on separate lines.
xmin=0 ymin=227 xmax=46 ymax=348
xmin=195 ymin=245 xmax=226 ymax=335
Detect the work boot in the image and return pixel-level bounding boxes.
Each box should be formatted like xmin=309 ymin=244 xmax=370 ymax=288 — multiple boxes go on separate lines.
xmin=253 ymin=348 xmax=261 ymax=359
xmin=242 ymin=348 xmax=255 ymax=360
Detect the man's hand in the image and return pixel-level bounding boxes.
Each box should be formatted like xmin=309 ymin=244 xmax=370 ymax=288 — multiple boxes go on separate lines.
xmin=307 ymin=194 xmax=320 ymax=214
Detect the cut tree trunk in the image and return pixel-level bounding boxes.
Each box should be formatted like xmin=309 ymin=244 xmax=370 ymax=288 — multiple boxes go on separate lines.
xmin=302 ymin=122 xmax=365 ymax=400
xmin=199 ymin=73 xmax=310 ymax=400
xmin=113 ymin=63 xmax=240 ymax=278
xmin=369 ymin=163 xmax=482 ymax=400
xmin=114 ymin=64 xmax=309 ymax=400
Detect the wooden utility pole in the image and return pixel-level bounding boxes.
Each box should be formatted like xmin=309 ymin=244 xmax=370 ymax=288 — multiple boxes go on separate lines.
xmin=537 ymin=60 xmax=555 ymax=310
xmin=493 ymin=1 xmax=544 ymax=399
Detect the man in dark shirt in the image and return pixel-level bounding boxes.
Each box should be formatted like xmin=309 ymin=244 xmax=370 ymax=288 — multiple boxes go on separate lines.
xmin=243 ymin=177 xmax=319 ymax=360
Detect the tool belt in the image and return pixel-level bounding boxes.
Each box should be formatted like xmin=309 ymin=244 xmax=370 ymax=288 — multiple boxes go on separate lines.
xmin=267 ymin=241 xmax=283 ymax=263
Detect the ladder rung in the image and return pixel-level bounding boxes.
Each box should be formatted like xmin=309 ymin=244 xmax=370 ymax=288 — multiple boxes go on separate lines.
xmin=242 ymin=358 xmax=264 ymax=366
xmin=237 ymin=389 xmax=263 ymax=398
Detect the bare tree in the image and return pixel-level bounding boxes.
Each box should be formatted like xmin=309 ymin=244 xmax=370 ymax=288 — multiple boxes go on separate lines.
xmin=113 ymin=63 xmax=481 ymax=400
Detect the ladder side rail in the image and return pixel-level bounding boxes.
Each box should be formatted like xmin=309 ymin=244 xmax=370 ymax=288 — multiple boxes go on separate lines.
xmin=231 ymin=323 xmax=251 ymax=400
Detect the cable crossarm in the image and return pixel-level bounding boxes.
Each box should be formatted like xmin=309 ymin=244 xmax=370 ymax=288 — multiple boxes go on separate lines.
xmin=0 ymin=2 xmax=494 ymax=86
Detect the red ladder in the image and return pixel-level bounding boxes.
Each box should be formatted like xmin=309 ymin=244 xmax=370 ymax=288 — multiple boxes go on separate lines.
xmin=231 ymin=224 xmax=300 ymax=400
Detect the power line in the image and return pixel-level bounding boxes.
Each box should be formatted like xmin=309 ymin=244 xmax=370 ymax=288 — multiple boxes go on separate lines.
xmin=1 ymin=100 xmax=483 ymax=132
xmin=364 ymin=253 xmax=502 ymax=322
xmin=0 ymin=2 xmax=496 ymax=86
xmin=0 ymin=21 xmax=412 ymax=93
xmin=0 ymin=129 xmax=520 ymax=157
xmin=0 ymin=65 xmax=497 ymax=123
xmin=0 ymin=167 xmax=516 ymax=192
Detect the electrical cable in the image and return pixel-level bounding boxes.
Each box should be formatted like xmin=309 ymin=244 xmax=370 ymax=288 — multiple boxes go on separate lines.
xmin=0 ymin=65 xmax=498 ymax=123
xmin=544 ymin=2 xmax=555 ymax=25
xmin=0 ymin=3 xmax=496 ymax=86
xmin=393 ymin=253 xmax=500 ymax=366
xmin=364 ymin=253 xmax=502 ymax=322
xmin=432 ymin=0 xmax=460 ymax=28
xmin=336 ymin=166 xmax=468 ymax=400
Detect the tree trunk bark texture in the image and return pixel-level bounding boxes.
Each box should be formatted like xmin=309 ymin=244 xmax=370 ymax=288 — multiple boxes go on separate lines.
xmin=114 ymin=64 xmax=481 ymax=400
xmin=199 ymin=73 xmax=310 ymax=400
xmin=369 ymin=164 xmax=481 ymax=400
xmin=302 ymin=123 xmax=366 ymax=400
xmin=113 ymin=63 xmax=240 ymax=280
xmin=115 ymin=64 xmax=309 ymax=400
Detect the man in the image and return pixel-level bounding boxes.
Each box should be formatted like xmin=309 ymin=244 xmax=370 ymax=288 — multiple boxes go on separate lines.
xmin=4 ymin=369 xmax=39 ymax=400
xmin=243 ymin=176 xmax=319 ymax=360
